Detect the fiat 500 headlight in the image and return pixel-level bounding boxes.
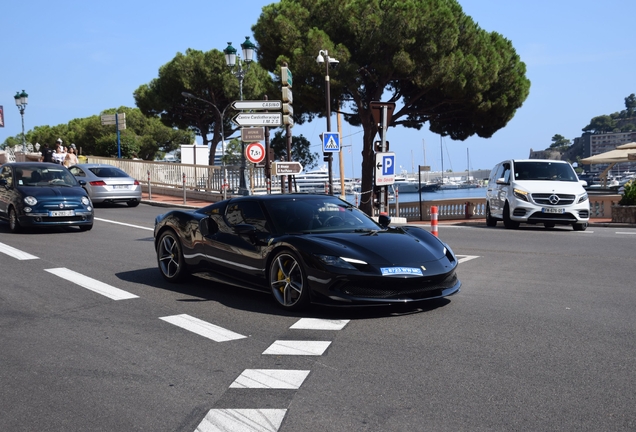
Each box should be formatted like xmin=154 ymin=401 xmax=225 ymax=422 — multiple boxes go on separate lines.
xmin=81 ymin=197 xmax=90 ymax=206
xmin=24 ymin=196 xmax=38 ymax=206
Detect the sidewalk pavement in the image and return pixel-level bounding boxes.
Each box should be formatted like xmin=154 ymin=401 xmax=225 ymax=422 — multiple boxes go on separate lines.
xmin=140 ymin=192 xmax=628 ymax=228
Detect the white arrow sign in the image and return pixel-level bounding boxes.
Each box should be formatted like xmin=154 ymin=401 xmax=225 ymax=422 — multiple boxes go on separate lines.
xmin=232 ymin=113 xmax=282 ymax=126
xmin=232 ymin=100 xmax=282 ymax=110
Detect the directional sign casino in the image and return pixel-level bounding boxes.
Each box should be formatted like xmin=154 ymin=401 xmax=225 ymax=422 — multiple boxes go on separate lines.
xmin=232 ymin=100 xmax=282 ymax=110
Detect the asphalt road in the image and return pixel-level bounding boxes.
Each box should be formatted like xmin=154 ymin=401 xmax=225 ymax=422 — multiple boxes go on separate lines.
xmin=1 ymin=203 xmax=635 ymax=431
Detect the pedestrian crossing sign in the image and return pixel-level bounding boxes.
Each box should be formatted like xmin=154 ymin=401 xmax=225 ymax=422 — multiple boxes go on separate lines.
xmin=322 ymin=132 xmax=340 ymax=153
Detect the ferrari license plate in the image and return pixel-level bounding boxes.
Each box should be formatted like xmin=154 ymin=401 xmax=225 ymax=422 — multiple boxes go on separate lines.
xmin=49 ymin=210 xmax=75 ymax=217
xmin=542 ymin=207 xmax=565 ymax=214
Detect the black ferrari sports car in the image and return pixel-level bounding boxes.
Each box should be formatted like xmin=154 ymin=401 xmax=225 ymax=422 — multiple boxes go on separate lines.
xmin=154 ymin=194 xmax=460 ymax=310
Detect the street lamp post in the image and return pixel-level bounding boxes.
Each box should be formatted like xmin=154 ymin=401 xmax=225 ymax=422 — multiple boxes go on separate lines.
xmin=224 ymin=37 xmax=255 ymax=196
xmin=316 ymin=51 xmax=339 ymax=195
xmin=14 ymin=90 xmax=28 ymax=153
xmin=181 ymin=91 xmax=232 ymax=200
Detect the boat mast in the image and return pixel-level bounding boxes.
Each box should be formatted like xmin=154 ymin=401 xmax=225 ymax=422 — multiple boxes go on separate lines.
xmin=467 ymin=148 xmax=470 ymax=183
xmin=440 ymin=136 xmax=444 ymax=183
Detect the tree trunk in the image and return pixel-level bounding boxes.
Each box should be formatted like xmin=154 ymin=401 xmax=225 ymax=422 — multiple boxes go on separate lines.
xmin=359 ymin=122 xmax=378 ymax=216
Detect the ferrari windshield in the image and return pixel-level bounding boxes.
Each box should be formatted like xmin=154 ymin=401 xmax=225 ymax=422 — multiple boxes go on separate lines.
xmin=264 ymin=196 xmax=381 ymax=233
xmin=17 ymin=165 xmax=78 ymax=187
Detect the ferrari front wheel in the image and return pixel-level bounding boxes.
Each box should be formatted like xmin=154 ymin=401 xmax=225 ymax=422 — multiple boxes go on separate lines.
xmin=157 ymin=230 xmax=188 ymax=282
xmin=269 ymin=250 xmax=310 ymax=310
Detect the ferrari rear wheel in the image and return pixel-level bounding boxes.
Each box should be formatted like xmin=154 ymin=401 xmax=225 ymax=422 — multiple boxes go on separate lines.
xmin=157 ymin=230 xmax=187 ymax=282
xmin=8 ymin=207 xmax=21 ymax=233
xmin=269 ymin=250 xmax=309 ymax=310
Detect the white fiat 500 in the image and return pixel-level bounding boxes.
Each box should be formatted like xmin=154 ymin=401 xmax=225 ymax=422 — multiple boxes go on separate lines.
xmin=486 ymin=159 xmax=590 ymax=231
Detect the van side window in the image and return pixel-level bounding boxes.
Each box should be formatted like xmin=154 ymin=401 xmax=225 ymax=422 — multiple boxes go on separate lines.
xmin=502 ymin=163 xmax=511 ymax=183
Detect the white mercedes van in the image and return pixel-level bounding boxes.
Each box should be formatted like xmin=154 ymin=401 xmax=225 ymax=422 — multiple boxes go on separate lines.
xmin=486 ymin=159 xmax=590 ymax=230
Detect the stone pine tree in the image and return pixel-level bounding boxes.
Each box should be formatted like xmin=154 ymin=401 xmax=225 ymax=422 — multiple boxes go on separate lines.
xmin=134 ymin=48 xmax=273 ymax=165
xmin=253 ymin=0 xmax=530 ymax=214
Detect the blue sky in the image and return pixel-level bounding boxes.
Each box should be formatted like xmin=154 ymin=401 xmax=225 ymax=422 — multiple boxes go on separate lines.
xmin=2 ymin=0 xmax=634 ymax=177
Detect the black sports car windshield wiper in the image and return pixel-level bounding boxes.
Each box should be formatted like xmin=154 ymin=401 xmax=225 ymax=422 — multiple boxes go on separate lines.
xmin=354 ymin=228 xmax=379 ymax=235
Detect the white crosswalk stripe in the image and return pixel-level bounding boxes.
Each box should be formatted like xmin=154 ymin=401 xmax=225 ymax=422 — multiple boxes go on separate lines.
xmin=0 ymin=242 xmax=38 ymax=260
xmin=263 ymin=340 xmax=331 ymax=356
xmin=229 ymin=369 xmax=310 ymax=389
xmin=290 ymin=318 xmax=349 ymax=330
xmin=457 ymin=255 xmax=479 ymax=264
xmin=45 ymin=268 xmax=138 ymax=300
xmin=195 ymin=409 xmax=286 ymax=432
xmin=160 ymin=314 xmax=246 ymax=342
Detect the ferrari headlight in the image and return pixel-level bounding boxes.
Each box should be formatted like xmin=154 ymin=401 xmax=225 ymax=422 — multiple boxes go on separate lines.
xmin=315 ymin=254 xmax=366 ymax=269
xmin=577 ymin=192 xmax=588 ymax=203
xmin=513 ymin=188 xmax=529 ymax=202
xmin=81 ymin=196 xmax=90 ymax=206
xmin=24 ymin=196 xmax=37 ymax=206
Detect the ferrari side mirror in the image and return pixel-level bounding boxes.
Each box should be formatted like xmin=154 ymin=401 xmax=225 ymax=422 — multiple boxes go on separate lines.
xmin=378 ymin=212 xmax=391 ymax=228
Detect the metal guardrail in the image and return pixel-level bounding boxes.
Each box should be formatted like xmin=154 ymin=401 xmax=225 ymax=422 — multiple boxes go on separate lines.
xmin=390 ymin=194 xmax=620 ymax=221
xmin=85 ymin=156 xmax=621 ymax=222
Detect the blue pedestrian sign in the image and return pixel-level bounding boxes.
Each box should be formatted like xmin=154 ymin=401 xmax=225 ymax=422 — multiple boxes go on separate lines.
xmin=322 ymin=132 xmax=340 ymax=153
xmin=375 ymin=152 xmax=396 ymax=185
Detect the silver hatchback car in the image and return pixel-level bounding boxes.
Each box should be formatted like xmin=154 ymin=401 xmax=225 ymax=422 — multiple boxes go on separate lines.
xmin=69 ymin=164 xmax=142 ymax=207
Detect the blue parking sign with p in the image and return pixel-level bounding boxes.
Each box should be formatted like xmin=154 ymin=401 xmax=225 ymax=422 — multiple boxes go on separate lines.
xmin=383 ymin=154 xmax=395 ymax=175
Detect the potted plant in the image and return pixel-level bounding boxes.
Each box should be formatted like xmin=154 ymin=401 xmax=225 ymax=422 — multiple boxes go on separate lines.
xmin=612 ymin=180 xmax=636 ymax=223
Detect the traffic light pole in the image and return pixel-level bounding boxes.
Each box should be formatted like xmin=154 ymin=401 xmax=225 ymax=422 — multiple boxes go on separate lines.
xmin=379 ymin=105 xmax=388 ymax=214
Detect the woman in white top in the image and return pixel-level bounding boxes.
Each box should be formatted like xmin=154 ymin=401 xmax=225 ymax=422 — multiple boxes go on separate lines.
xmin=64 ymin=147 xmax=79 ymax=167
xmin=52 ymin=146 xmax=66 ymax=164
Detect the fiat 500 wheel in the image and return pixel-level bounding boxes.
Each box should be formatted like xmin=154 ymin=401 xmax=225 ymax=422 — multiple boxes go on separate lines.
xmin=8 ymin=207 xmax=21 ymax=233
xmin=269 ymin=250 xmax=310 ymax=310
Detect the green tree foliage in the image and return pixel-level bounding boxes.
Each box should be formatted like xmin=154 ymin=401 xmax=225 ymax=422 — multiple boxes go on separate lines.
xmin=549 ymin=134 xmax=571 ymax=152
xmin=624 ymin=93 xmax=636 ymax=118
xmin=269 ymin=131 xmax=319 ymax=169
xmin=253 ymin=0 xmax=530 ymax=214
xmin=221 ymin=138 xmax=243 ymax=166
xmin=582 ymin=115 xmax=617 ymax=134
xmin=619 ymin=180 xmax=636 ymax=206
xmin=134 ymin=48 xmax=274 ymax=165
xmin=4 ymin=106 xmax=191 ymax=160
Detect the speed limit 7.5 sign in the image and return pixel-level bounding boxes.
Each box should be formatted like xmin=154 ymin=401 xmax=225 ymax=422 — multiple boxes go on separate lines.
xmin=245 ymin=142 xmax=265 ymax=164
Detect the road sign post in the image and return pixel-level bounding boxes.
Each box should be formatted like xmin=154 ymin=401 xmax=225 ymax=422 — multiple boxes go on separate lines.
xmin=370 ymin=102 xmax=396 ymax=213
xmin=281 ymin=65 xmax=294 ymax=193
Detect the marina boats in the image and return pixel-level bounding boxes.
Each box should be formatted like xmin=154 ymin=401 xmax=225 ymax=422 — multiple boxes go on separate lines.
xmin=290 ymin=165 xmax=356 ymax=194
xmin=392 ymin=176 xmax=421 ymax=193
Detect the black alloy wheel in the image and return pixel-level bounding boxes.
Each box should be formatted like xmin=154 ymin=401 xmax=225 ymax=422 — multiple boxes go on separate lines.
xmin=157 ymin=230 xmax=188 ymax=282
xmin=8 ymin=207 xmax=21 ymax=233
xmin=269 ymin=250 xmax=310 ymax=310
xmin=485 ymin=204 xmax=497 ymax=227
xmin=573 ymin=222 xmax=587 ymax=231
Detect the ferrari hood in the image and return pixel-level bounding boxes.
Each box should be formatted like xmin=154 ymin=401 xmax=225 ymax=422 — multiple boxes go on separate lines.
xmin=308 ymin=230 xmax=448 ymax=266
